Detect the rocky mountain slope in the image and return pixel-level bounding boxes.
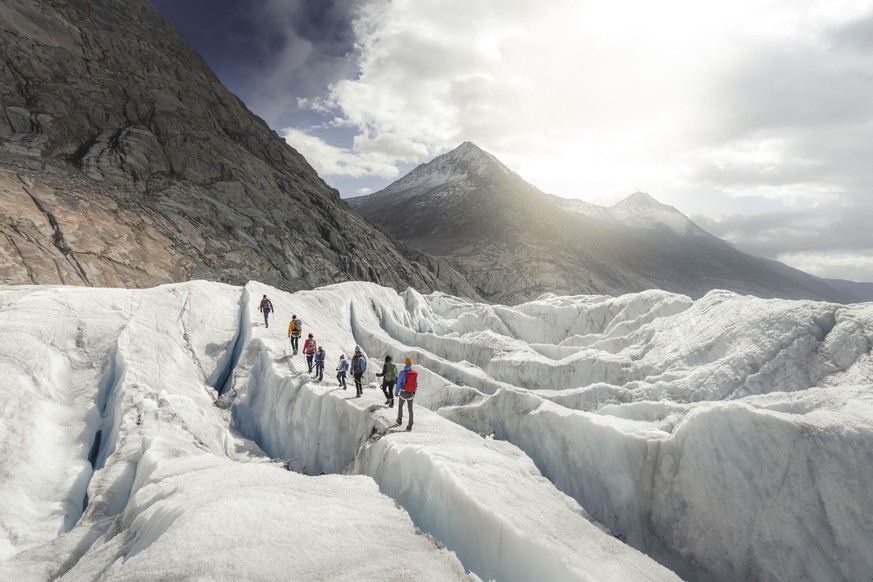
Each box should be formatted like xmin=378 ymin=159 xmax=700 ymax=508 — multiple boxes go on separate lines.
xmin=348 ymin=143 xmax=870 ymax=304
xmin=0 ymin=0 xmax=475 ymax=298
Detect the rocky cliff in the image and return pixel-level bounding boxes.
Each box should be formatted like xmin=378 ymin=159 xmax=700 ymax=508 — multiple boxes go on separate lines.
xmin=0 ymin=0 xmax=475 ymax=297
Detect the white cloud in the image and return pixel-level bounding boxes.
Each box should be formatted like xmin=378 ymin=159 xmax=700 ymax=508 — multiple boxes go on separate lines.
xmin=310 ymin=0 xmax=872 ymax=201
xmin=282 ymin=128 xmax=400 ymax=178
xmin=777 ymin=252 xmax=873 ymax=282
xmin=278 ymin=0 xmax=873 ymax=281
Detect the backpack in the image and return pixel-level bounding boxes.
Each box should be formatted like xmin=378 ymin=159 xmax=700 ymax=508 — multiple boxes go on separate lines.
xmin=385 ymin=362 xmax=398 ymax=382
xmin=291 ymin=319 xmax=302 ymax=335
xmin=261 ymin=299 xmax=273 ymax=311
xmin=402 ymin=370 xmax=418 ymax=393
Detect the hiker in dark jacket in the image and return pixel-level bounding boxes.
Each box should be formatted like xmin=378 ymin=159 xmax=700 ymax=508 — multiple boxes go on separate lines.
xmin=313 ymin=346 xmax=325 ymax=381
xmin=375 ymin=355 xmax=397 ymax=407
xmin=350 ymin=346 xmax=367 ymax=398
xmin=336 ymin=354 xmax=349 ymax=389
xmin=394 ymin=357 xmax=418 ymax=431
xmin=258 ymin=295 xmax=274 ymax=327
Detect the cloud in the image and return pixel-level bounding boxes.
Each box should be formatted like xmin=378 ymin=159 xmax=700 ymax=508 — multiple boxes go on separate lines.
xmin=238 ymin=0 xmax=362 ymax=124
xmin=775 ymin=252 xmax=873 ymax=282
xmin=694 ymin=197 xmax=873 ymax=282
xmin=274 ymin=0 xmax=873 ymax=281
xmin=307 ymin=1 xmax=872 ymax=197
xmin=281 ymin=128 xmax=401 ymax=178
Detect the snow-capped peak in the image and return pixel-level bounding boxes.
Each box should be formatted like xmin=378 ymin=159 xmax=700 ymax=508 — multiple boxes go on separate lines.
xmin=613 ymin=191 xmax=662 ymax=208
xmin=610 ymin=191 xmax=702 ymax=234
xmin=380 ymin=142 xmax=513 ymax=197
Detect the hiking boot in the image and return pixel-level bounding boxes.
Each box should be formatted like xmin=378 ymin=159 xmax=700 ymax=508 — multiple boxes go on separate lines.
xmin=388 ymin=400 xmax=394 ymax=408
xmin=395 ymin=418 xmax=402 ymax=426
xmin=406 ymin=424 xmax=413 ymax=431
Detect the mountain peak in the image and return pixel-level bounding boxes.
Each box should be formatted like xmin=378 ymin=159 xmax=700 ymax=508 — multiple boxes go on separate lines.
xmin=456 ymin=141 xmax=482 ymax=152
xmin=375 ymin=142 xmax=514 ymax=199
xmin=439 ymin=141 xmax=505 ymax=170
xmin=611 ymin=192 xmax=703 ymax=234
xmin=613 ymin=191 xmax=662 ymax=208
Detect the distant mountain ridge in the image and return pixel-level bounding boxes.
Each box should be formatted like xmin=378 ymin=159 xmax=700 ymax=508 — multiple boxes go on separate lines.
xmin=547 ymin=190 xmax=709 ymax=235
xmin=0 ymin=0 xmax=475 ymax=298
xmin=348 ymin=142 xmax=872 ymax=304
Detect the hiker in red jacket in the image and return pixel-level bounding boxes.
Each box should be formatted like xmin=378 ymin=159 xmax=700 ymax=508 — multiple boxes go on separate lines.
xmin=394 ymin=357 xmax=418 ymax=431
xmin=303 ymin=333 xmax=317 ymax=373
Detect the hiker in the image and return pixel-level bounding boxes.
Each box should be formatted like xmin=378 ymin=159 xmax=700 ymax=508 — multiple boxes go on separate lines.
xmin=303 ymin=333 xmax=317 ymax=373
xmin=375 ymin=355 xmax=397 ymax=407
xmin=258 ymin=295 xmax=274 ymax=327
xmin=288 ymin=315 xmax=302 ymax=355
xmin=350 ymin=346 xmax=367 ymax=398
xmin=336 ymin=354 xmax=349 ymax=389
xmin=394 ymin=357 xmax=418 ymax=431
xmin=313 ymin=346 xmax=325 ymax=382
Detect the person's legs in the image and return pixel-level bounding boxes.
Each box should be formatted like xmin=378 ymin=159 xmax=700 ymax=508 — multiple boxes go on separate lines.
xmin=291 ymin=336 xmax=299 ymax=353
xmin=316 ymin=363 xmax=323 ymax=381
xmin=306 ymin=354 xmax=314 ymax=372
xmin=406 ymin=394 xmax=414 ymax=427
xmin=263 ymin=311 xmax=269 ymax=327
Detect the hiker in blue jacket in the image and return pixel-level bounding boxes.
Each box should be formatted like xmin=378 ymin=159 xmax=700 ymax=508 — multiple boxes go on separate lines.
xmin=394 ymin=357 xmax=418 ymax=431
xmin=350 ymin=346 xmax=367 ymax=397
xmin=258 ymin=295 xmax=274 ymax=327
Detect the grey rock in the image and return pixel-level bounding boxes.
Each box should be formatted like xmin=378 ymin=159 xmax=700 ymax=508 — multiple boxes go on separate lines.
xmin=0 ymin=0 xmax=478 ymax=299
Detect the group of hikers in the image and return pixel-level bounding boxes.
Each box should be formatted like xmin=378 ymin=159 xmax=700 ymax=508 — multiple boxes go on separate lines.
xmin=259 ymin=295 xmax=419 ymax=431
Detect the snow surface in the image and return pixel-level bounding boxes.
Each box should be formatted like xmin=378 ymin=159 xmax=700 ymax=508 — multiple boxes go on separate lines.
xmin=1 ymin=279 xmax=871 ymax=581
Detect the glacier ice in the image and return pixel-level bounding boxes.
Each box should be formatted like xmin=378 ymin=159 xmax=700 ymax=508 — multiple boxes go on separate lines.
xmin=0 ymin=279 xmax=870 ymax=581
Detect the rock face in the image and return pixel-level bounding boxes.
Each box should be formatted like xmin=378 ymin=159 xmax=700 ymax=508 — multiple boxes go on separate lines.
xmin=0 ymin=0 xmax=476 ymax=298
xmin=348 ymin=142 xmax=871 ymax=304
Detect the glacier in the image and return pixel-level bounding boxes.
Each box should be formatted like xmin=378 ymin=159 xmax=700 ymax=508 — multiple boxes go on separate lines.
xmin=0 ymin=280 xmax=870 ymax=581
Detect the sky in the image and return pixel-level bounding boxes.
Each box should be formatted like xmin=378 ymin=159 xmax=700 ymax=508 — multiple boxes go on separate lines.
xmin=149 ymin=0 xmax=873 ymax=283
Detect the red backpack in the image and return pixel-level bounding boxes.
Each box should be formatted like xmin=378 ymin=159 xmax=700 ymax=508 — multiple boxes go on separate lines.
xmin=403 ymin=370 xmax=418 ymax=393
